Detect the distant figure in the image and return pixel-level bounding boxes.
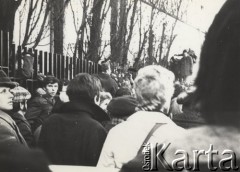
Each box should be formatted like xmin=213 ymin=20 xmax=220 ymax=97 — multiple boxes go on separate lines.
xmin=38 ymin=73 xmax=109 ymax=166
xmin=97 ymin=62 xmax=118 ymax=97
xmin=179 ymin=49 xmax=193 ymax=82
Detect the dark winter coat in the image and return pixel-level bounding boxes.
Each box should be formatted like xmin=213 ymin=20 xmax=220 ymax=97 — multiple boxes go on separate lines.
xmin=97 ymin=73 xmax=118 ymax=97
xmin=38 ymin=100 xmax=109 ymax=166
xmin=11 ymin=112 xmax=35 ymax=147
xmin=180 ymin=55 xmax=193 ymax=78
xmin=25 ymin=95 xmax=59 ymax=132
xmin=0 ymin=110 xmax=28 ymax=147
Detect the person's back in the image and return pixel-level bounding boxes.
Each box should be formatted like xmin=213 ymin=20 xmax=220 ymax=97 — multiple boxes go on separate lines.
xmin=38 ymin=73 xmax=109 ymax=166
xmin=38 ymin=102 xmax=107 ymax=166
xmin=97 ymin=65 xmax=186 ymax=169
xmin=98 ymin=111 xmax=185 ymax=169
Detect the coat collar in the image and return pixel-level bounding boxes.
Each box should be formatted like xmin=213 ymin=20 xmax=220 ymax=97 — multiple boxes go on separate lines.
xmin=127 ymin=111 xmax=172 ymax=124
xmin=56 ymin=100 xmax=110 ymax=122
xmin=0 ymin=110 xmax=15 ymax=125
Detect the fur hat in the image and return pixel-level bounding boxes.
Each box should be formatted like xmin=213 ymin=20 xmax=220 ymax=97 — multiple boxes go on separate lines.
xmin=11 ymin=86 xmax=31 ymax=103
xmin=0 ymin=70 xmax=18 ymax=88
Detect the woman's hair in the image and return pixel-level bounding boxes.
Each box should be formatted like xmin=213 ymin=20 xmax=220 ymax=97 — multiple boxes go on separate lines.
xmin=67 ymin=73 xmax=101 ymax=102
xmin=194 ymin=0 xmax=240 ymax=126
xmin=134 ymin=65 xmax=174 ymax=111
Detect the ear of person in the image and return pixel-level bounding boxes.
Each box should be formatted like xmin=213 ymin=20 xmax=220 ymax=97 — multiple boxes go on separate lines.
xmin=94 ymin=95 xmax=100 ymax=106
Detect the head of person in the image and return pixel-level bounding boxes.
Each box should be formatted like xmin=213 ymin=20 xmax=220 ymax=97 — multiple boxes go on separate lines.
xmin=42 ymin=76 xmax=59 ymax=97
xmin=194 ymin=0 xmax=240 ymax=126
xmin=134 ymin=65 xmax=175 ymax=113
xmin=11 ymin=86 xmax=31 ymax=113
xmin=115 ymin=87 xmax=132 ymax=97
xmin=183 ymin=49 xmax=188 ymax=57
xmin=101 ymin=62 xmax=111 ymax=75
xmin=0 ymin=70 xmax=17 ymax=111
xmin=67 ymin=73 xmax=102 ymax=103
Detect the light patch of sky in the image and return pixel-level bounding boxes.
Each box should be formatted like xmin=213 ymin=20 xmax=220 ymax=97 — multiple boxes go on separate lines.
xmin=13 ymin=0 xmax=227 ymax=63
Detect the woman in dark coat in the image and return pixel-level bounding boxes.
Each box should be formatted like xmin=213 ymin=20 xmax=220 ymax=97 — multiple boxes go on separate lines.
xmin=38 ymin=73 xmax=109 ymax=166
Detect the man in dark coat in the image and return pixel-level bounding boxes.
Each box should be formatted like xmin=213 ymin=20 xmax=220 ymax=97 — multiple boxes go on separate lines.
xmin=179 ymin=50 xmax=193 ymax=82
xmin=38 ymin=73 xmax=109 ymax=166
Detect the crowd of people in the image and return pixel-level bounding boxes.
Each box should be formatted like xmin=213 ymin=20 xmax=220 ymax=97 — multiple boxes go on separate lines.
xmin=0 ymin=0 xmax=240 ymax=171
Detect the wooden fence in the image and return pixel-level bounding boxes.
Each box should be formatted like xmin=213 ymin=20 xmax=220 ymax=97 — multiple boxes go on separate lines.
xmin=0 ymin=31 xmax=100 ymax=92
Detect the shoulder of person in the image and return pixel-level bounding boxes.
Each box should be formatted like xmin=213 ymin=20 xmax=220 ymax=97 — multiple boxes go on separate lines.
xmin=30 ymin=96 xmax=49 ymax=105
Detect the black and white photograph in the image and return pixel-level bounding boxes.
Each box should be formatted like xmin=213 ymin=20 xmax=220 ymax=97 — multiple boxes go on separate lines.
xmin=0 ymin=0 xmax=239 ymax=171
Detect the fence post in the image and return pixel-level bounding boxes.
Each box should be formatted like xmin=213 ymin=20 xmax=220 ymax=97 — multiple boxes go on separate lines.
xmin=57 ymin=54 xmax=61 ymax=79
xmin=44 ymin=52 xmax=48 ymax=75
xmin=33 ymin=49 xmax=38 ymax=79
xmin=80 ymin=57 xmax=83 ymax=73
xmin=11 ymin=44 xmax=16 ymax=77
xmin=70 ymin=57 xmax=73 ymax=80
xmin=61 ymin=55 xmax=65 ymax=79
xmin=73 ymin=57 xmax=76 ymax=77
xmin=53 ymin=53 xmax=57 ymax=77
xmin=39 ymin=51 xmax=43 ymax=74
xmin=17 ymin=46 xmax=22 ymax=74
xmin=66 ymin=56 xmax=69 ymax=80
xmin=49 ymin=53 xmax=53 ymax=75
xmin=77 ymin=57 xmax=80 ymax=74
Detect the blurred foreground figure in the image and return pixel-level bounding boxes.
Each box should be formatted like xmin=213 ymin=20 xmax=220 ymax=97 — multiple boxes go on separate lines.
xmin=98 ymin=65 xmax=185 ymax=169
xmin=121 ymin=0 xmax=240 ymax=171
xmin=0 ymin=143 xmax=50 ymax=172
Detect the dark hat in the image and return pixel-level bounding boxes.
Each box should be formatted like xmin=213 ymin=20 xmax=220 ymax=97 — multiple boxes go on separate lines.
xmin=107 ymin=96 xmax=137 ymax=118
xmin=0 ymin=70 xmax=18 ymax=88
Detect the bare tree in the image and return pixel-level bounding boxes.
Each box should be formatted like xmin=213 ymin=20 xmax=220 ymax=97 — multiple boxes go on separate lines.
xmin=20 ymin=0 xmax=70 ymax=50
xmin=110 ymin=0 xmax=138 ymax=67
xmin=86 ymin=0 xmax=110 ymax=62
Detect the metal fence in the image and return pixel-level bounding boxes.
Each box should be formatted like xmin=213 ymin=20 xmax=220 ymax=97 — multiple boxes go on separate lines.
xmin=0 ymin=31 xmax=100 ymax=92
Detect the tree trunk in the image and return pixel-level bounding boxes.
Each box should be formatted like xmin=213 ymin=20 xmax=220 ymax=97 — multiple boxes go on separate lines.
xmin=122 ymin=0 xmax=138 ymax=66
xmin=158 ymin=22 xmax=166 ymax=64
xmin=117 ymin=0 xmax=127 ymax=65
xmin=110 ymin=0 xmax=118 ymax=63
xmin=52 ymin=0 xmax=64 ymax=55
xmin=87 ymin=0 xmax=104 ymax=62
